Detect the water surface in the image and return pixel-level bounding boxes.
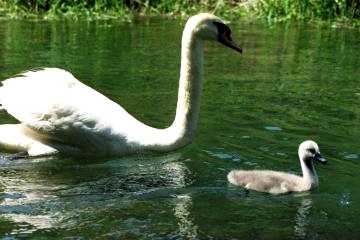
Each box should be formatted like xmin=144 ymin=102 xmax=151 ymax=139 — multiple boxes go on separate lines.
xmin=0 ymin=18 xmax=359 ymax=239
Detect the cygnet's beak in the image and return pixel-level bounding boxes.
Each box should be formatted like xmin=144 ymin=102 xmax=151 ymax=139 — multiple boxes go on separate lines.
xmin=314 ymin=152 xmax=327 ymax=164
xmin=218 ymin=32 xmax=243 ymax=54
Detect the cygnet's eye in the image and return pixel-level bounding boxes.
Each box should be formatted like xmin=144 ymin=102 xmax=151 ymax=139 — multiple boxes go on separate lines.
xmin=308 ymin=148 xmax=316 ymax=154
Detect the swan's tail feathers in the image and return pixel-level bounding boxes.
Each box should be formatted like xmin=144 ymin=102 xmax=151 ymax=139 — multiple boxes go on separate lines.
xmin=0 ymin=124 xmax=31 ymax=153
xmin=0 ymin=124 xmax=58 ymax=157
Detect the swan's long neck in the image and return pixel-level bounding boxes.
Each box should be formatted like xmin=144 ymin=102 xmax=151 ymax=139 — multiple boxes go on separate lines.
xmin=300 ymin=156 xmax=318 ymax=188
xmin=144 ymin=23 xmax=204 ymax=151
xmin=172 ymin=26 xmax=203 ymax=143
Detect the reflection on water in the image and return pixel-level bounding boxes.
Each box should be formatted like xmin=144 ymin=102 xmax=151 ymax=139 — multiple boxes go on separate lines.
xmin=174 ymin=194 xmax=198 ymax=239
xmin=0 ymin=161 xmax=60 ymax=233
xmin=0 ymin=152 xmax=195 ymax=236
xmin=0 ymin=18 xmax=360 ymax=238
xmin=4 ymin=214 xmax=55 ymax=234
xmin=294 ymin=197 xmax=312 ymax=239
xmin=339 ymin=191 xmax=351 ymax=207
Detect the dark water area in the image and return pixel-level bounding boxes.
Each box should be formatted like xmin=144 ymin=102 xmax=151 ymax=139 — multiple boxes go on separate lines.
xmin=0 ymin=18 xmax=359 ymax=239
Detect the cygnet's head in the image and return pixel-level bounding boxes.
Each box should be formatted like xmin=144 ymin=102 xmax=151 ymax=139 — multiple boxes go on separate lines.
xmin=298 ymin=140 xmax=327 ymax=164
xmin=185 ymin=13 xmax=242 ymax=53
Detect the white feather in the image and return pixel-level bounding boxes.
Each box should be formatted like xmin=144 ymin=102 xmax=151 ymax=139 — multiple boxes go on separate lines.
xmin=228 ymin=141 xmax=325 ymax=194
xmin=0 ymin=13 xmax=238 ymax=157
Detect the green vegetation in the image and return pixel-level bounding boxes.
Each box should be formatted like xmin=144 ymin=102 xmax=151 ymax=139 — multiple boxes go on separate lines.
xmin=0 ymin=0 xmax=249 ymax=21
xmin=0 ymin=0 xmax=133 ymax=20
xmin=257 ymin=0 xmax=360 ymax=24
xmin=0 ymin=0 xmax=359 ymax=25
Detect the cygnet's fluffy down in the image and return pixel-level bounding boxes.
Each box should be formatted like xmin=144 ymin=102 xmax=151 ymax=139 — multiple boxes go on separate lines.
xmin=227 ymin=140 xmax=327 ymax=194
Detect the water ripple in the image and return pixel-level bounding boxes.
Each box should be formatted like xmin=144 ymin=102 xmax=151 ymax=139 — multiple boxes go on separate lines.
xmin=204 ymin=149 xmax=243 ymax=162
xmin=264 ymin=126 xmax=282 ymax=132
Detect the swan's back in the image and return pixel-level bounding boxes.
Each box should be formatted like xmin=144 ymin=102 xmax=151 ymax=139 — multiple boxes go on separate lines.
xmin=0 ymin=68 xmax=121 ymax=122
xmin=0 ymin=68 xmax=145 ymax=155
xmin=227 ymin=170 xmax=305 ymax=194
xmin=2 ymin=68 xmax=91 ymax=120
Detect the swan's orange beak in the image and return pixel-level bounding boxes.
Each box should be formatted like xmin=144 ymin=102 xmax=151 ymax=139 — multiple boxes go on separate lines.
xmin=218 ymin=32 xmax=242 ymax=54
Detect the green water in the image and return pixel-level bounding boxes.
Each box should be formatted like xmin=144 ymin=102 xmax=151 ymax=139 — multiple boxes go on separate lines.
xmin=0 ymin=18 xmax=359 ymax=239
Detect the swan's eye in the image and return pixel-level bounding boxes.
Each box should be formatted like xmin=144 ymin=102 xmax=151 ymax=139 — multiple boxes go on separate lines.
xmin=213 ymin=21 xmax=232 ymax=40
xmin=212 ymin=21 xmax=242 ymax=53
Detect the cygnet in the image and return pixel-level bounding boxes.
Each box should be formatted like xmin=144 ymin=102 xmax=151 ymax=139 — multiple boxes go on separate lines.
xmin=227 ymin=140 xmax=327 ymax=194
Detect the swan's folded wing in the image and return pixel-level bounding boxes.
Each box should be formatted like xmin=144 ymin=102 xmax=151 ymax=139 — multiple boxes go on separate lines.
xmin=0 ymin=68 xmax=129 ymax=150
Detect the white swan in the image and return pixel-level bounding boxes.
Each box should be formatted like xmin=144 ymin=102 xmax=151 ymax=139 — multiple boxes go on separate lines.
xmin=0 ymin=13 xmax=242 ymax=157
xmin=227 ymin=140 xmax=327 ymax=194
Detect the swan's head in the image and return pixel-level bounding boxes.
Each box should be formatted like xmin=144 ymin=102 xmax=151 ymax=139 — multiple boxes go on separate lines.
xmin=298 ymin=140 xmax=327 ymax=164
xmin=185 ymin=13 xmax=242 ymax=53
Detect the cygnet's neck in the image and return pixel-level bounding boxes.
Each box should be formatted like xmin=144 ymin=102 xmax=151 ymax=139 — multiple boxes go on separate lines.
xmin=300 ymin=156 xmax=318 ymax=188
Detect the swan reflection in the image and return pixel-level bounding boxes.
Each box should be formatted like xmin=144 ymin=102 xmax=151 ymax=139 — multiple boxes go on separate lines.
xmin=0 ymin=152 xmax=197 ymax=236
xmin=294 ymin=197 xmax=313 ymax=239
xmin=174 ymin=194 xmax=198 ymax=239
xmin=159 ymin=154 xmax=199 ymax=238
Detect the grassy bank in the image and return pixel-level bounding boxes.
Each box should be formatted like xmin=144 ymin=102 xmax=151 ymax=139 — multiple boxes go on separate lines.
xmin=0 ymin=0 xmax=250 ymax=21
xmin=0 ymin=0 xmax=359 ymax=25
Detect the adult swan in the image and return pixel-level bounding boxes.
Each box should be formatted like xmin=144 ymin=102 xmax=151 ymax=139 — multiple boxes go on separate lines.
xmin=0 ymin=13 xmax=242 ymax=157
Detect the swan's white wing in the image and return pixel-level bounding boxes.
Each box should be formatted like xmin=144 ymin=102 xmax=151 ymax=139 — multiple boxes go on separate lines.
xmin=0 ymin=68 xmax=137 ymax=154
